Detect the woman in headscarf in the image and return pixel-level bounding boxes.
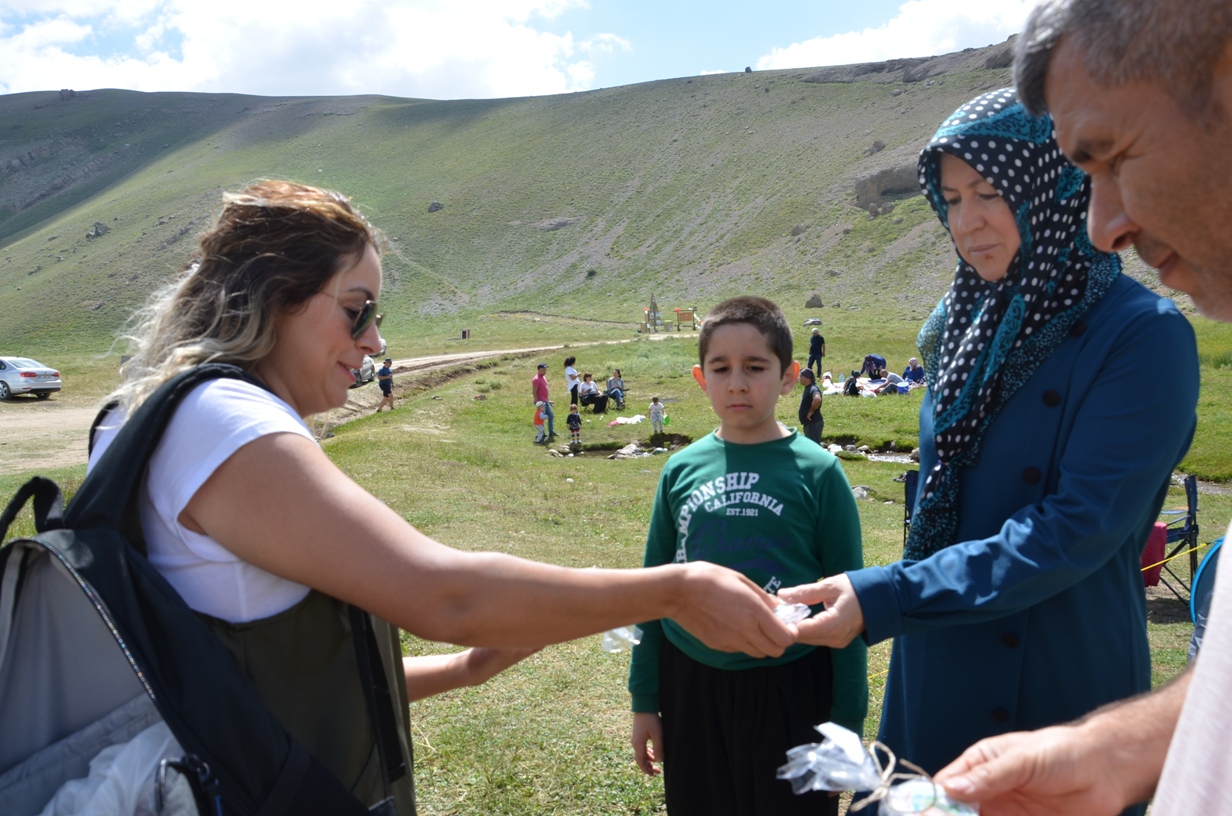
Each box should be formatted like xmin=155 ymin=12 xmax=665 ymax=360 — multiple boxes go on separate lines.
xmin=781 ymin=89 xmax=1199 ymax=802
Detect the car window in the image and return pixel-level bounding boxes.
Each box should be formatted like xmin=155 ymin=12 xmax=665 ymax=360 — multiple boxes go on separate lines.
xmin=11 ymin=359 xmax=38 ymax=368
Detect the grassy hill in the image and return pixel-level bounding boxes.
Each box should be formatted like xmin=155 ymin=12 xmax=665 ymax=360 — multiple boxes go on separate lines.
xmin=0 ymin=46 xmax=1031 ymax=356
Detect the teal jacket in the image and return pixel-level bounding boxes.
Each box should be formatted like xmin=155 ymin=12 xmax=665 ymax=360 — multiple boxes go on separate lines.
xmin=850 ymin=275 xmax=1199 ymax=775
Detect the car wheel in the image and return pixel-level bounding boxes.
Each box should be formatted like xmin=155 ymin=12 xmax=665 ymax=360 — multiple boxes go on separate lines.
xmin=36 ymin=391 xmax=50 ymax=399
xmin=0 ymin=381 xmax=10 ymax=400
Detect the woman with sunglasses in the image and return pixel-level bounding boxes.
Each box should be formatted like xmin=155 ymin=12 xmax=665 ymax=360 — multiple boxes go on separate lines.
xmin=91 ymin=180 xmax=793 ymax=814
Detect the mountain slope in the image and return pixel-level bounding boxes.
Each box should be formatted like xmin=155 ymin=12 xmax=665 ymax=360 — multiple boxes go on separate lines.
xmin=1 ymin=44 xmax=1024 ymax=354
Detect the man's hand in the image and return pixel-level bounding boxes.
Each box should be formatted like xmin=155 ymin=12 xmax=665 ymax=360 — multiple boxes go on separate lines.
xmin=632 ymin=712 xmax=664 ymax=776
xmin=934 ymin=726 xmax=1134 ymax=816
xmin=672 ymin=562 xmax=793 ymax=658
xmin=778 ymin=574 xmax=864 ymax=648
xmin=935 ymin=669 xmax=1191 ymax=815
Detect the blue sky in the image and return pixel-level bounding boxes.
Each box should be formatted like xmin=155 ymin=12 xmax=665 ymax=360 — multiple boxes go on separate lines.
xmin=0 ymin=0 xmax=1037 ymax=99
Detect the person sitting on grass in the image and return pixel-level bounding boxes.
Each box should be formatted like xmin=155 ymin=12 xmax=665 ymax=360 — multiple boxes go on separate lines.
xmin=903 ymin=357 xmax=925 ymax=387
xmin=873 ymin=367 xmax=906 ymax=395
xmin=567 ymin=403 xmax=582 ymax=445
xmin=630 ymin=295 xmax=867 ymax=816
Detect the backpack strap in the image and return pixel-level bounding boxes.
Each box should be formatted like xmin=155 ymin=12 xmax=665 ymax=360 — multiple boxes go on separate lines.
xmin=67 ymin=363 xmax=271 ymax=554
xmin=0 ymin=476 xmax=65 ymax=540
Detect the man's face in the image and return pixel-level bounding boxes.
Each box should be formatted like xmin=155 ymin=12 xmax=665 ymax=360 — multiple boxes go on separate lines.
xmin=1045 ymin=37 xmax=1232 ymax=320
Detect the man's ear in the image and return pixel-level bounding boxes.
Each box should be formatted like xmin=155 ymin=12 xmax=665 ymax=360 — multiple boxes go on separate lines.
xmin=781 ymin=361 xmax=801 ymax=395
xmin=693 ymin=364 xmax=707 ymax=391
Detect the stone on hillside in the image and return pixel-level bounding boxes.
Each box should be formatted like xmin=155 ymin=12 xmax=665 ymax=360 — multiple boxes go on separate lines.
xmin=790 ymin=224 xmax=807 ymax=236
xmin=805 ymin=294 xmax=824 ymax=308
xmin=85 ymin=222 xmax=109 ymax=240
xmin=866 ymin=139 xmax=885 ymax=156
xmin=852 ymin=486 xmax=871 ymax=500
xmin=427 ymin=202 xmax=443 ymax=213
xmin=910 ymin=448 xmax=920 ymax=461
xmin=828 ymin=444 xmax=843 ymax=454
xmin=536 ymin=216 xmax=582 ymax=231
xmin=854 ymin=163 xmax=919 ymax=209
xmin=828 ymin=269 xmax=841 ymax=277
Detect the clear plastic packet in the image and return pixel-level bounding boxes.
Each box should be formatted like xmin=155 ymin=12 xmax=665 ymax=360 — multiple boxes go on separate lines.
xmin=774 ymin=602 xmax=813 ymax=625
xmin=777 ymin=723 xmax=978 ymax=815
xmin=601 ymin=624 xmax=643 ymax=653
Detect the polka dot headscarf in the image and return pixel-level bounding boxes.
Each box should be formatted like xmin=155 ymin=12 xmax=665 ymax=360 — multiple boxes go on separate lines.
xmin=904 ymin=88 xmax=1121 ymax=561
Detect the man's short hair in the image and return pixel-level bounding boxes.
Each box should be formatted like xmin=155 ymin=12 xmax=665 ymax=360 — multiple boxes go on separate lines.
xmin=1016 ymin=0 xmax=1232 ymax=121
xmin=697 ymin=296 xmax=793 ymax=373
xmin=799 ymin=368 xmax=816 ymax=381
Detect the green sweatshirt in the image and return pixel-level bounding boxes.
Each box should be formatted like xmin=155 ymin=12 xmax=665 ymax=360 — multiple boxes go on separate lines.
xmin=628 ymin=430 xmax=868 ymax=734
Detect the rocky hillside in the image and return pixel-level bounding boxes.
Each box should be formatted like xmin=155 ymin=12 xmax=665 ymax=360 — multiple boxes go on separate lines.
xmin=0 ymin=37 xmax=1165 ymax=354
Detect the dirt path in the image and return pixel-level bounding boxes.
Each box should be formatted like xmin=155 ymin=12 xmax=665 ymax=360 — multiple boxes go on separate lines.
xmin=0 ymin=335 xmax=687 ymax=474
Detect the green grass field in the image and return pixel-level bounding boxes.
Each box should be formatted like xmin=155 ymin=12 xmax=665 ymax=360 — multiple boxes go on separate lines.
xmin=0 ymin=317 xmax=1223 ymax=815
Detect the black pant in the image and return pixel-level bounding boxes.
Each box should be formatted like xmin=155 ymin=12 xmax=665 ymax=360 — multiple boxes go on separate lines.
xmin=802 ymin=417 xmax=823 ymax=444
xmin=659 ymin=640 xmax=839 ymax=816
xmin=807 ymin=354 xmax=822 ymax=376
xmin=581 ymin=393 xmax=609 ymax=413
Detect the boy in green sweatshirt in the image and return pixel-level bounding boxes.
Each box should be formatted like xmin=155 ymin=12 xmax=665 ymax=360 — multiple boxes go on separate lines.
xmin=629 ymin=296 xmax=867 ymax=816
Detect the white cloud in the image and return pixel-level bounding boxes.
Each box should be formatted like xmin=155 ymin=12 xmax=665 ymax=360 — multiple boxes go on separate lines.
xmin=756 ymin=0 xmax=1034 ymax=70
xmin=0 ymin=0 xmax=611 ymax=98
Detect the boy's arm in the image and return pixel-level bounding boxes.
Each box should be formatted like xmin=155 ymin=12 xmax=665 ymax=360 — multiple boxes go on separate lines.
xmin=816 ymin=458 xmax=868 ymax=734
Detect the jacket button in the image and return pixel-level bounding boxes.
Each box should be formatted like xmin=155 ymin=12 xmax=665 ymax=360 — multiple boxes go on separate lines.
xmin=1002 ymin=633 xmax=1020 ymax=648
xmin=1023 ymin=467 xmax=1042 ymax=484
xmin=1070 ymin=321 xmax=1088 ymax=337
xmin=1043 ymin=390 xmax=1061 ymax=407
xmin=991 ymin=708 xmax=1010 ymax=723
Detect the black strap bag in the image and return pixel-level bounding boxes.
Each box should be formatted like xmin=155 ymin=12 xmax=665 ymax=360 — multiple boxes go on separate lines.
xmin=0 ymin=364 xmax=395 ymax=815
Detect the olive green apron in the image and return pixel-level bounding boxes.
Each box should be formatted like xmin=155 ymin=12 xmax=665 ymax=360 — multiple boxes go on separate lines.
xmin=203 ymin=590 xmax=416 ymax=814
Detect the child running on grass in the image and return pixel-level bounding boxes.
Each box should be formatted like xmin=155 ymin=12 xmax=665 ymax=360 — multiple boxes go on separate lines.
xmin=629 ymin=295 xmax=867 ymax=816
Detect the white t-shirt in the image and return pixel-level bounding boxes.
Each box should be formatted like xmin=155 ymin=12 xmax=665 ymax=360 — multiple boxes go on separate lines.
xmin=1154 ymin=516 xmax=1232 ymax=813
xmin=579 ymin=380 xmax=599 ymax=397
xmin=565 ymin=366 xmax=579 ymax=391
xmin=89 ymin=379 xmax=315 ymax=623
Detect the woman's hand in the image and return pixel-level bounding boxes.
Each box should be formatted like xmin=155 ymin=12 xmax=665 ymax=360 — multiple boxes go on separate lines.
xmin=631 ymin=711 xmax=664 ymax=776
xmin=778 ymin=574 xmax=865 ymax=648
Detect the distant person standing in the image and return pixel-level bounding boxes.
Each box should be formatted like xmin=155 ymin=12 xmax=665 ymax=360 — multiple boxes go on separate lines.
xmin=807 ymin=328 xmax=826 ymax=377
xmin=532 ymin=362 xmax=556 ymax=439
xmin=375 ymin=357 xmax=395 ymax=412
xmin=533 ymin=402 xmax=548 ymax=444
xmin=567 ymin=404 xmax=582 ymax=445
xmin=564 ymin=356 xmax=580 ymax=408
xmin=649 ymin=396 xmax=666 ymax=435
xmin=797 ymin=368 xmax=824 ymax=444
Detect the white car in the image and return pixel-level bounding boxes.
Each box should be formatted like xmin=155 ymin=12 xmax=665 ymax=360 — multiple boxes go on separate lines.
xmin=0 ymin=357 xmax=62 ymax=399
xmin=350 ymin=339 xmax=388 ymax=388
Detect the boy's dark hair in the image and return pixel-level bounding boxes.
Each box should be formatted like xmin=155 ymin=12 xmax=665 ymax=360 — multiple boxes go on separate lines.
xmin=698 ymin=296 xmax=793 ymax=372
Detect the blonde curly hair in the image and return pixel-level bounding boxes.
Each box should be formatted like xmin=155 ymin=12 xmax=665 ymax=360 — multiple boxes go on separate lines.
xmin=110 ymin=180 xmax=381 ymax=413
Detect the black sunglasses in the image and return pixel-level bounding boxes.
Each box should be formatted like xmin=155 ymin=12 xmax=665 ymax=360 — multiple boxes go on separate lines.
xmin=351 ymin=300 xmax=384 ymax=340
